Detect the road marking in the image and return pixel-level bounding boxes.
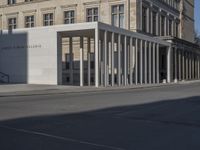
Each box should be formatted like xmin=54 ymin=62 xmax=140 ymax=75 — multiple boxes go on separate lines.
xmin=0 ymin=125 xmax=126 ymax=150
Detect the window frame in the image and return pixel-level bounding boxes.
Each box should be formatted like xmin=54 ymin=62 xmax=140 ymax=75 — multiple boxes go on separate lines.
xmin=111 ymin=4 xmax=125 ymax=28
xmin=24 ymin=15 xmax=35 ymax=28
xmin=43 ymin=13 xmax=54 ymax=26
xmin=86 ymin=7 xmax=99 ymax=22
xmin=64 ymin=10 xmax=75 ymax=24
xmin=7 ymin=17 xmax=17 ymax=30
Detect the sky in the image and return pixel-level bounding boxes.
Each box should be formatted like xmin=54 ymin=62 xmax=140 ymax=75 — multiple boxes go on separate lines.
xmin=195 ymin=0 xmax=200 ymax=35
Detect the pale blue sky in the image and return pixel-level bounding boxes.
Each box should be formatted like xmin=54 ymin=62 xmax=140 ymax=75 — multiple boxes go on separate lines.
xmin=195 ymin=0 xmax=200 ymax=35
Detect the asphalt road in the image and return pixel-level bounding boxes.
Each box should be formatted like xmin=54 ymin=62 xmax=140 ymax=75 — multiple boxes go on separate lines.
xmin=0 ymin=83 xmax=200 ymax=150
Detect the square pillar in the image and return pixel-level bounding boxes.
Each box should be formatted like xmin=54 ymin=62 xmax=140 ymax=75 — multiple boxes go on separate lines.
xmin=129 ymin=37 xmax=133 ymax=85
xmin=144 ymin=41 xmax=147 ymax=84
xmin=117 ymin=34 xmax=121 ymax=86
xmin=80 ymin=37 xmax=84 ymax=87
xmin=135 ymin=38 xmax=138 ymax=85
xmin=148 ymin=42 xmax=152 ymax=84
xmin=152 ymin=43 xmax=156 ymax=84
xmin=69 ymin=37 xmax=74 ymax=85
xmin=111 ymin=32 xmax=115 ymax=86
xmin=156 ymin=44 xmax=160 ymax=83
xmin=140 ymin=40 xmax=143 ymax=84
xmin=95 ymin=29 xmax=99 ymax=87
xmin=104 ymin=31 xmax=108 ymax=87
xmin=87 ymin=37 xmax=91 ymax=86
xmin=124 ymin=36 xmax=127 ymax=86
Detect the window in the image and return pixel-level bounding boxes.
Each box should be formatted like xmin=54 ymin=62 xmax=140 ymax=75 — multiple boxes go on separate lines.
xmin=161 ymin=15 xmax=165 ymax=36
xmin=8 ymin=0 xmax=16 ymax=5
xmin=8 ymin=18 xmax=17 ymax=30
xmin=169 ymin=19 xmax=172 ymax=36
xmin=111 ymin=4 xmax=124 ymax=28
xmin=64 ymin=10 xmax=75 ymax=24
xmin=25 ymin=0 xmax=33 ymax=2
xmin=86 ymin=8 xmax=98 ymax=22
xmin=25 ymin=15 xmax=34 ymax=28
xmin=175 ymin=22 xmax=179 ymax=37
xmin=142 ymin=6 xmax=147 ymax=32
xmin=43 ymin=13 xmax=54 ymax=26
xmin=152 ymin=11 xmax=157 ymax=35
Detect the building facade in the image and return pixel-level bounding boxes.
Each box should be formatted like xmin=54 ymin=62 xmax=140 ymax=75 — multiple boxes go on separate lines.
xmin=0 ymin=0 xmax=199 ymax=87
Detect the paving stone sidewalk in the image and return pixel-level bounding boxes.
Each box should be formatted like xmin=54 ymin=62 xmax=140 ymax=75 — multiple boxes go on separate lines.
xmin=0 ymin=80 xmax=200 ymax=97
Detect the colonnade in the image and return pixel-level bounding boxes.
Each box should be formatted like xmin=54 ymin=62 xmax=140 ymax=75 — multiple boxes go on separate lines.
xmin=64 ymin=28 xmax=172 ymax=87
xmin=173 ymin=48 xmax=200 ymax=81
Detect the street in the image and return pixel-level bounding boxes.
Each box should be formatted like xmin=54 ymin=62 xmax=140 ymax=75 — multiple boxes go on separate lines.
xmin=0 ymin=83 xmax=200 ymax=150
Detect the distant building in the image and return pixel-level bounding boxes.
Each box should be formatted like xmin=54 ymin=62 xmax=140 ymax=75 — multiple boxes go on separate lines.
xmin=0 ymin=0 xmax=199 ymax=87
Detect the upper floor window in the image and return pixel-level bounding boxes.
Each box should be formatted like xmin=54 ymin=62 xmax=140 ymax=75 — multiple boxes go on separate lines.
xmin=64 ymin=10 xmax=75 ymax=24
xmin=142 ymin=6 xmax=147 ymax=32
xmin=161 ymin=15 xmax=165 ymax=36
xmin=168 ymin=19 xmax=172 ymax=36
xmin=43 ymin=13 xmax=54 ymax=26
xmin=25 ymin=0 xmax=33 ymax=2
xmin=152 ymin=11 xmax=157 ymax=35
xmin=86 ymin=8 xmax=98 ymax=22
xmin=111 ymin=4 xmax=124 ymax=28
xmin=25 ymin=15 xmax=34 ymax=28
xmin=8 ymin=18 xmax=17 ymax=30
xmin=8 ymin=0 xmax=16 ymax=5
xmin=175 ymin=22 xmax=179 ymax=38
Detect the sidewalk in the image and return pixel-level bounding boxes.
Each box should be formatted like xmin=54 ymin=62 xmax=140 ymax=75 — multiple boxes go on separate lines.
xmin=0 ymin=80 xmax=200 ymax=97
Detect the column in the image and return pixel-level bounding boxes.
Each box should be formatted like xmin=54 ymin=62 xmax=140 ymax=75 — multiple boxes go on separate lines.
xmin=95 ymin=29 xmax=99 ymax=87
xmin=192 ymin=53 xmax=194 ymax=79
xmin=198 ymin=55 xmax=200 ymax=79
xmin=80 ymin=37 xmax=84 ymax=87
xmin=144 ymin=41 xmax=147 ymax=84
xmin=69 ymin=37 xmax=73 ymax=85
xmin=118 ymin=34 xmax=121 ymax=86
xmin=104 ymin=31 xmax=108 ymax=87
xmin=87 ymin=37 xmax=91 ymax=86
xmin=189 ymin=52 xmax=192 ymax=80
xmin=99 ymin=40 xmax=103 ymax=86
xmin=124 ymin=36 xmax=127 ymax=86
xmin=182 ymin=50 xmax=185 ymax=80
xmin=178 ymin=50 xmax=182 ymax=80
xmin=140 ymin=40 xmax=143 ymax=84
xmin=129 ymin=37 xmax=133 ymax=85
xmin=135 ymin=39 xmax=138 ymax=85
xmin=152 ymin=43 xmax=156 ymax=84
xmin=167 ymin=46 xmax=172 ymax=83
xmin=174 ymin=47 xmax=177 ymax=82
xmin=111 ymin=32 xmax=115 ymax=86
xmin=148 ymin=42 xmax=152 ymax=84
xmin=156 ymin=44 xmax=160 ymax=83
xmin=185 ymin=51 xmax=188 ymax=80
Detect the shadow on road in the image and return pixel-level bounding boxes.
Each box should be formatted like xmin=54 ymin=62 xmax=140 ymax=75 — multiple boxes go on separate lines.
xmin=0 ymin=96 xmax=200 ymax=150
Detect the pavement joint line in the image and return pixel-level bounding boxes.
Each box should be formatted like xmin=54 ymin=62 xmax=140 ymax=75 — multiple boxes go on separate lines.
xmin=0 ymin=81 xmax=199 ymax=98
xmin=0 ymin=125 xmax=126 ymax=150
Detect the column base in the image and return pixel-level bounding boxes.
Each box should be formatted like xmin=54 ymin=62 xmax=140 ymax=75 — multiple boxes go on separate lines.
xmin=174 ymin=79 xmax=178 ymax=83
